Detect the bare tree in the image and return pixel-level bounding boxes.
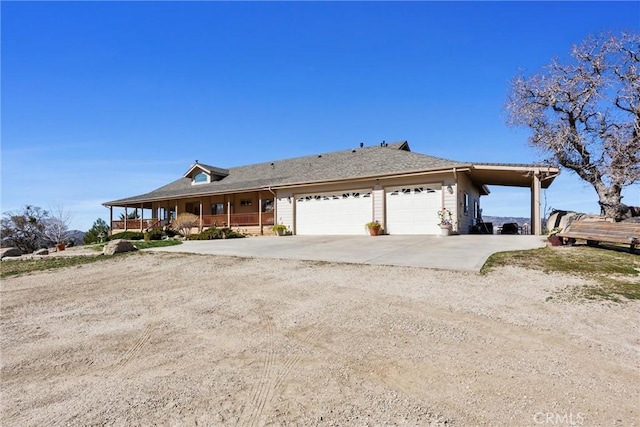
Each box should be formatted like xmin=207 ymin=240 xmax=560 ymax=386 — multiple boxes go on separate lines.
xmin=43 ymin=205 xmax=73 ymax=245
xmin=507 ymin=32 xmax=639 ymax=221
xmin=171 ymin=213 xmax=199 ymax=239
xmin=1 ymin=205 xmax=49 ymax=253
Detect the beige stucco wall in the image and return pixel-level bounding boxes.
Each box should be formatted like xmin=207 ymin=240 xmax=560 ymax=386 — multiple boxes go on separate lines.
xmin=275 ymin=190 xmax=294 ymax=230
xmin=456 ymin=173 xmax=481 ymax=234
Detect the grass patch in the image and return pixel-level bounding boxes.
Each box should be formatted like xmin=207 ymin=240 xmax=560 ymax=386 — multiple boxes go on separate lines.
xmin=1 ymin=240 xmax=182 ymax=279
xmin=131 ymin=239 xmax=182 ymax=250
xmin=482 ymin=245 xmax=640 ymax=301
xmin=0 ymin=255 xmax=109 ymax=279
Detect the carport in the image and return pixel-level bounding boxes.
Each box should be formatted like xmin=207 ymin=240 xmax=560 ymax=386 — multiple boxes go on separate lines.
xmin=464 ymin=164 xmax=560 ymax=235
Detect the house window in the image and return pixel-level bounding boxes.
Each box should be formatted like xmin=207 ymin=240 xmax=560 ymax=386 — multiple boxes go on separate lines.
xmin=193 ymin=172 xmax=208 ymax=184
xmin=262 ymin=199 xmax=274 ymax=212
xmin=211 ymin=203 xmax=224 ymax=215
xmin=464 ymin=193 xmax=469 ymax=215
xmin=240 ymin=199 xmax=252 ymax=207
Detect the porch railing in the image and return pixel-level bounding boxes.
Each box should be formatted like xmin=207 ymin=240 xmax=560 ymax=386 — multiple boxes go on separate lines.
xmin=112 ymin=213 xmax=275 ymax=231
xmin=111 ymin=219 xmax=169 ymax=231
xmin=202 ymin=212 xmax=274 ymax=227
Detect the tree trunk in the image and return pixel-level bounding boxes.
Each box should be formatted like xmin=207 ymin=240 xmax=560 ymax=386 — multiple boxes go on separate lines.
xmin=595 ymin=183 xmax=633 ymax=221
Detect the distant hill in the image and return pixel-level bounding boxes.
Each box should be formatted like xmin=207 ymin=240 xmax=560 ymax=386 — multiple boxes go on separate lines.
xmin=67 ymin=230 xmax=86 ymax=246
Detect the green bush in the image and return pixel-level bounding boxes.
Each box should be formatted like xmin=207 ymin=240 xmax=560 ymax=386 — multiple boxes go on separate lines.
xmin=84 ymin=218 xmax=110 ymax=244
xmin=191 ymin=226 xmax=246 ymax=240
xmin=144 ymin=228 xmax=164 ymax=241
xmin=164 ymin=228 xmax=180 ymax=237
xmin=109 ymin=231 xmax=144 ymax=241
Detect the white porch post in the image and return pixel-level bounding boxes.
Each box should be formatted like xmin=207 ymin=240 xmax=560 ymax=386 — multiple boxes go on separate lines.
xmin=227 ymin=197 xmax=231 ymax=227
xmin=199 ymin=199 xmax=203 ymax=231
xmin=531 ymin=171 xmax=542 ymax=235
xmin=258 ymin=195 xmax=263 ymax=235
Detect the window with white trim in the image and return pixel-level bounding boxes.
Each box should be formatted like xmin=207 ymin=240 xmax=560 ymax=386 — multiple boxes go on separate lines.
xmin=193 ymin=172 xmax=208 ymax=184
xmin=464 ymin=192 xmax=469 ymax=215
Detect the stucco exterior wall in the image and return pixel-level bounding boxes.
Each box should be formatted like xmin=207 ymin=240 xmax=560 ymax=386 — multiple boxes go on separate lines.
xmin=275 ymin=190 xmax=294 ymax=231
xmin=456 ymin=173 xmax=481 ymax=234
xmin=372 ymin=185 xmax=385 ymax=229
xmin=442 ymin=179 xmax=458 ymax=232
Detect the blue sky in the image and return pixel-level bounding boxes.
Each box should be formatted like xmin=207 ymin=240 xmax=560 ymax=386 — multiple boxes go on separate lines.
xmin=2 ymin=1 xmax=639 ymax=231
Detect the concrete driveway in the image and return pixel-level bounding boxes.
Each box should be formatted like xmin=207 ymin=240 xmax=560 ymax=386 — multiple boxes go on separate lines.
xmin=146 ymin=234 xmax=548 ymax=272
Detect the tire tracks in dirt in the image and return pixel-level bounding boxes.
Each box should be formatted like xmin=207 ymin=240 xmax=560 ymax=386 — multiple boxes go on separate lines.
xmin=237 ymin=306 xmax=325 ymax=427
xmin=38 ymin=302 xmax=162 ymax=426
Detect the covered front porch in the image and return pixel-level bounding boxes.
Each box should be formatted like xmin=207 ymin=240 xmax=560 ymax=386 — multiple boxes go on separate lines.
xmin=107 ymin=190 xmax=275 ymax=235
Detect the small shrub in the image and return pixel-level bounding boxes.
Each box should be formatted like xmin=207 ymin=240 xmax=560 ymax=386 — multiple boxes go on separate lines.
xmin=221 ymin=228 xmax=246 ymax=239
xmin=191 ymin=226 xmax=246 ymax=240
xmin=109 ymin=231 xmax=144 ymax=241
xmin=164 ymin=228 xmax=179 ymax=237
xmin=172 ymin=213 xmax=199 ymax=238
xmin=144 ymin=228 xmax=164 ymax=241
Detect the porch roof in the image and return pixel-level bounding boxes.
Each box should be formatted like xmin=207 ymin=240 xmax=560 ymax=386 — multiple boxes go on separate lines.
xmin=104 ymin=141 xmax=559 ymax=207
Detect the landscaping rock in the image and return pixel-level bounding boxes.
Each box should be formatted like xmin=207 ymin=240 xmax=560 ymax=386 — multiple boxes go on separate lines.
xmin=0 ymin=247 xmax=22 ymax=259
xmin=103 ymin=239 xmax=137 ymax=256
xmin=33 ymin=248 xmax=49 ymax=256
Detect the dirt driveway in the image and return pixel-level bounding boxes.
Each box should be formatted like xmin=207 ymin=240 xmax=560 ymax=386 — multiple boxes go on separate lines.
xmin=1 ymin=252 xmax=638 ymax=426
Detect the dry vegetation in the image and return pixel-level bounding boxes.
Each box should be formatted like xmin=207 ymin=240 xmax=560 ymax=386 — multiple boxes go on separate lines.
xmin=483 ymin=245 xmax=640 ymax=301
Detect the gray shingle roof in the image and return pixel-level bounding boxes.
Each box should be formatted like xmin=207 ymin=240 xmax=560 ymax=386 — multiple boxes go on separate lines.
xmin=104 ymin=141 xmax=469 ymax=206
xmin=185 ymin=163 xmax=229 ymax=178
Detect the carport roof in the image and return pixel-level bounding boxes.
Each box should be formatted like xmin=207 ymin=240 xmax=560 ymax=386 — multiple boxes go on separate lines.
xmin=104 ymin=141 xmax=559 ymax=207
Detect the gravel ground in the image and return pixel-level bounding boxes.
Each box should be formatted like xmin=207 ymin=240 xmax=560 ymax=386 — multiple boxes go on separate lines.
xmin=1 ymin=252 xmax=638 ymax=426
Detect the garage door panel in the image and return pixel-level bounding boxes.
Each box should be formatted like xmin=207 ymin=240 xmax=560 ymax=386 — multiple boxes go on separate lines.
xmin=296 ymin=190 xmax=372 ymax=235
xmin=386 ymin=185 xmax=441 ymax=235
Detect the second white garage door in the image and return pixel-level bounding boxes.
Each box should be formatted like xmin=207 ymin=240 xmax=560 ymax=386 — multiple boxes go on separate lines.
xmin=386 ymin=185 xmax=441 ymax=235
xmin=296 ymin=190 xmax=373 ymax=235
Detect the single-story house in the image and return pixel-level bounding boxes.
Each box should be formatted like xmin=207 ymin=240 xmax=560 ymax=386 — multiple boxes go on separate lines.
xmin=103 ymin=141 xmax=559 ymax=236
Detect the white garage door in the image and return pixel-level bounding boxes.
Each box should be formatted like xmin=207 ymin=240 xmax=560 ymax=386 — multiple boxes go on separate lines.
xmin=386 ymin=185 xmax=441 ymax=235
xmin=296 ymin=190 xmax=373 ymax=235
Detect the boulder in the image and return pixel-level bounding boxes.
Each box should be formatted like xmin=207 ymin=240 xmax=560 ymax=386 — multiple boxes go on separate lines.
xmin=103 ymin=239 xmax=137 ymax=256
xmin=0 ymin=247 xmax=22 ymax=259
xmin=33 ymin=248 xmax=49 ymax=256
xmin=1 ymin=247 xmax=22 ymax=259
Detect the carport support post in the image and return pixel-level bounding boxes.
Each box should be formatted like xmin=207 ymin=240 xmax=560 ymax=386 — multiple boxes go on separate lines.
xmin=124 ymin=207 xmax=128 ymax=231
xmin=109 ymin=206 xmax=113 ymax=235
xmin=530 ymin=171 xmax=542 ymax=235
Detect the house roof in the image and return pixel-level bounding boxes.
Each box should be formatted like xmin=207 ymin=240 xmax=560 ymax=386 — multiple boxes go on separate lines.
xmin=183 ymin=162 xmax=230 ymax=179
xmin=104 ymin=141 xmax=559 ymax=207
